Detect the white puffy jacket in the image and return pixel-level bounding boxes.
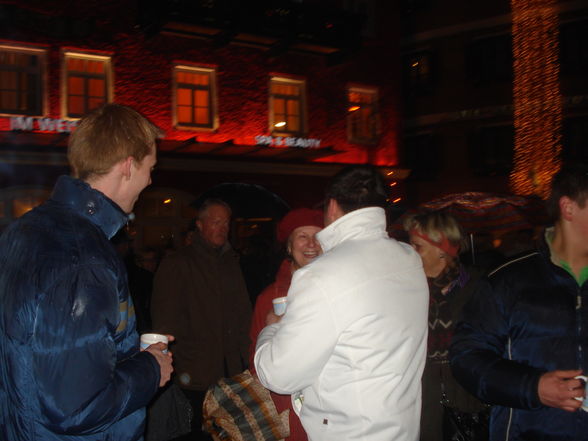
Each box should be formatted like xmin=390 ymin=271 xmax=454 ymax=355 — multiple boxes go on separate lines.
xmin=255 ymin=207 xmax=428 ymax=441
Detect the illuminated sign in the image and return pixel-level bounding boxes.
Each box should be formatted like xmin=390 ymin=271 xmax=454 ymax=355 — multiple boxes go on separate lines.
xmin=255 ymin=135 xmax=321 ymax=148
xmin=10 ymin=117 xmax=79 ymax=133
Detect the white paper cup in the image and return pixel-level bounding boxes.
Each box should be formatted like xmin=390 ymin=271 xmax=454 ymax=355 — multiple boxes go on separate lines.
xmin=272 ymin=296 xmax=288 ymax=316
xmin=140 ymin=333 xmax=169 ymax=353
xmin=574 ymin=375 xmax=588 ymax=411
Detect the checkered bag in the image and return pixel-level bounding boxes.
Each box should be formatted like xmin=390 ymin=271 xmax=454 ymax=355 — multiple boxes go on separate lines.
xmin=203 ymin=370 xmax=290 ymax=441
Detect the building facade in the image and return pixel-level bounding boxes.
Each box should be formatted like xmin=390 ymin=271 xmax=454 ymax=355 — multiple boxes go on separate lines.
xmin=0 ymin=0 xmax=406 ymax=253
xmin=400 ymin=0 xmax=588 ymax=203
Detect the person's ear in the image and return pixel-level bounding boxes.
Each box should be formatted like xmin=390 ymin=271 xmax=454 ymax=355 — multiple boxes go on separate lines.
xmin=326 ymin=198 xmax=342 ymax=224
xmin=121 ymin=156 xmax=133 ymax=180
xmin=560 ymin=196 xmax=575 ymax=222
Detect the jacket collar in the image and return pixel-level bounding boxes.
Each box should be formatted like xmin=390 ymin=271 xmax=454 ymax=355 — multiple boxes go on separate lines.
xmin=51 ymin=175 xmax=128 ymax=240
xmin=191 ymin=231 xmax=233 ymax=256
xmin=317 ymin=206 xmax=387 ymax=253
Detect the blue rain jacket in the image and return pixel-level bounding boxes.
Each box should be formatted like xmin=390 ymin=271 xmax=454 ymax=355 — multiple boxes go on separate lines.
xmin=450 ymin=240 xmax=588 ymax=441
xmin=0 ymin=176 xmax=160 ymax=441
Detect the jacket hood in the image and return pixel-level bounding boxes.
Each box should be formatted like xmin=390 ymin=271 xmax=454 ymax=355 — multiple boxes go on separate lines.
xmin=51 ymin=175 xmax=128 ymax=240
xmin=317 ymin=206 xmax=387 ymax=253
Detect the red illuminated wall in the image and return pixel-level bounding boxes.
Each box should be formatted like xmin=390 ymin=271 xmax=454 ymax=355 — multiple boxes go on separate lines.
xmin=0 ymin=0 xmax=402 ymax=167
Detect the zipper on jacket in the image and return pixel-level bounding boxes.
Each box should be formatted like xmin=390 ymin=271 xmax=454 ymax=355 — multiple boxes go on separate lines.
xmin=578 ymin=286 xmax=583 ymax=368
xmin=505 ymin=337 xmax=513 ymax=441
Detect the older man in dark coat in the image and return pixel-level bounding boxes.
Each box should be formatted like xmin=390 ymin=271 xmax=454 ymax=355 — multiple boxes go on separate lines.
xmin=151 ymin=198 xmax=252 ymax=441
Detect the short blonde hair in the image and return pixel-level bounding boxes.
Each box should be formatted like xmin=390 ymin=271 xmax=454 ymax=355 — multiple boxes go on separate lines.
xmin=68 ymin=103 xmax=162 ymax=181
xmin=403 ymin=211 xmax=468 ymax=253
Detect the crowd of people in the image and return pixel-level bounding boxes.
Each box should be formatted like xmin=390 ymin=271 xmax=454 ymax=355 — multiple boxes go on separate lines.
xmin=1 ymin=103 xmax=588 ymax=441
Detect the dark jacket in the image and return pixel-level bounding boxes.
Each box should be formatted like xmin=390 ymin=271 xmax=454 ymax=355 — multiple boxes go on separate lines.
xmin=0 ymin=175 xmax=160 ymax=441
xmin=421 ymin=266 xmax=486 ymax=441
xmin=450 ymin=240 xmax=588 ymax=441
xmin=151 ymin=233 xmax=252 ymax=391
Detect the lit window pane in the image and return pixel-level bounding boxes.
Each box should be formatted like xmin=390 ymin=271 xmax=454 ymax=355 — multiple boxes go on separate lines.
xmin=195 ymin=90 xmax=208 ymax=107
xmin=87 ymin=60 xmax=104 ymax=74
xmin=178 ymin=106 xmax=192 ymax=123
xmin=69 ymin=96 xmax=84 ymax=115
xmin=88 ymin=97 xmax=104 ymax=111
xmin=177 ymin=72 xmax=187 ymax=83
xmin=274 ymin=98 xmax=285 ymax=114
xmin=287 ymin=116 xmax=299 ymax=131
xmin=287 ymin=99 xmax=299 ymax=115
xmin=1 ymin=71 xmax=16 ymax=88
xmin=177 ymin=88 xmax=192 ymax=106
xmin=1 ymin=90 xmax=17 ymax=108
xmin=88 ymin=78 xmax=104 ymax=97
xmin=195 ymin=107 xmax=209 ymax=125
xmin=68 ymin=57 xmax=85 ymax=72
xmin=68 ymin=77 xmax=84 ymax=95
xmin=196 ymin=74 xmax=209 ymax=86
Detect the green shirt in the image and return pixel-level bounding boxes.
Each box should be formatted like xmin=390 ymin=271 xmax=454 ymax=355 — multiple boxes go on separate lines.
xmin=545 ymin=227 xmax=588 ymax=286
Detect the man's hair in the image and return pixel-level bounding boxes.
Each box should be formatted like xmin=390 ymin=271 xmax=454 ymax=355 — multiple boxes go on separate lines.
xmin=196 ymin=198 xmax=232 ymax=221
xmin=68 ymin=103 xmax=162 ymax=181
xmin=547 ymin=163 xmax=588 ymax=223
xmin=325 ymin=165 xmax=388 ymax=213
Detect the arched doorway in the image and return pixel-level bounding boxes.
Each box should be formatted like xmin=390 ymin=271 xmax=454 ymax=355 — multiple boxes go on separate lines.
xmin=193 ymin=182 xmax=291 ymax=301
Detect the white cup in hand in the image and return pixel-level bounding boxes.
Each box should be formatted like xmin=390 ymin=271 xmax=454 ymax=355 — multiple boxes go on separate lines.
xmin=140 ymin=333 xmax=169 ymax=354
xmin=574 ymin=375 xmax=588 ymax=411
xmin=272 ymin=297 xmax=287 ymax=316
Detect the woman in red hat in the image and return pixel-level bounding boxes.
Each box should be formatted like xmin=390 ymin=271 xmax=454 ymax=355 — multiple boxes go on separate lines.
xmin=248 ymin=208 xmax=323 ymax=441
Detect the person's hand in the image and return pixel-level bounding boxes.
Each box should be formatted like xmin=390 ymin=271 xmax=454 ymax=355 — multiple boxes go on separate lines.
xmin=265 ymin=311 xmax=282 ymax=326
xmin=538 ymin=369 xmax=584 ymax=412
xmin=145 ymin=335 xmax=175 ymax=387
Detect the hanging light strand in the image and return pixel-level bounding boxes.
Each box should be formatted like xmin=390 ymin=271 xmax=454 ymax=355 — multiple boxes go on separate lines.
xmin=510 ymin=0 xmax=562 ymax=198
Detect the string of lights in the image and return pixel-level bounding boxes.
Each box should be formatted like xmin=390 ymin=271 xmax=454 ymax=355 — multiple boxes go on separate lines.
xmin=510 ymin=0 xmax=562 ymax=198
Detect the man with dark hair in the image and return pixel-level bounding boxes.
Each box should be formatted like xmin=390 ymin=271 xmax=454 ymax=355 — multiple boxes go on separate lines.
xmin=0 ymin=104 xmax=173 ymax=441
xmin=254 ymin=165 xmax=429 ymax=441
xmin=451 ymin=163 xmax=588 ymax=441
xmin=151 ymin=198 xmax=251 ymax=441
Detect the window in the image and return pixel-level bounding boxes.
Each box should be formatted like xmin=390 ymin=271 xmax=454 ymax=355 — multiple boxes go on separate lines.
xmin=0 ymin=45 xmax=46 ymax=116
xmin=347 ymin=86 xmax=380 ymax=144
xmin=466 ymin=34 xmax=513 ymax=84
xmin=469 ymin=125 xmax=513 ymax=176
xmin=560 ymin=19 xmax=588 ymax=74
xmin=402 ymin=51 xmax=434 ymax=93
xmin=403 ymin=132 xmax=441 ymax=180
xmin=563 ymin=117 xmax=588 ymax=163
xmin=269 ymin=77 xmax=307 ymax=136
xmin=63 ymin=51 xmax=112 ymax=118
xmin=173 ymin=65 xmax=217 ymax=130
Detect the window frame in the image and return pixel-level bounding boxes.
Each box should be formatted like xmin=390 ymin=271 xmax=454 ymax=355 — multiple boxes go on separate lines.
xmin=468 ymin=124 xmax=514 ymax=177
xmin=0 ymin=44 xmax=47 ymax=117
xmin=269 ymin=76 xmax=307 ymax=137
xmin=403 ymin=131 xmax=441 ymax=181
xmin=466 ymin=33 xmax=513 ymax=85
xmin=61 ymin=50 xmax=113 ymax=120
xmin=172 ymin=64 xmax=218 ymax=131
xmin=346 ymin=85 xmax=380 ymax=145
xmin=402 ymin=50 xmax=434 ymax=92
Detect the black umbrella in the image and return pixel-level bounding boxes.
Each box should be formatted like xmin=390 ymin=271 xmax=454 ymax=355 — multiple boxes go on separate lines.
xmin=192 ymin=183 xmax=290 ymax=219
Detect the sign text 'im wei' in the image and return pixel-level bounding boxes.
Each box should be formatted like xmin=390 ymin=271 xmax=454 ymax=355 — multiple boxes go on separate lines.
xmin=10 ymin=117 xmax=79 ymax=133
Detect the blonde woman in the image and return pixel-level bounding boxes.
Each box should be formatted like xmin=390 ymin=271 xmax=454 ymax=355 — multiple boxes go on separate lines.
xmin=404 ymin=212 xmax=487 ymax=441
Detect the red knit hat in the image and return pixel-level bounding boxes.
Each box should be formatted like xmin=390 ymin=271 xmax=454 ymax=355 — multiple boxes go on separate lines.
xmin=277 ymin=208 xmax=324 ymax=243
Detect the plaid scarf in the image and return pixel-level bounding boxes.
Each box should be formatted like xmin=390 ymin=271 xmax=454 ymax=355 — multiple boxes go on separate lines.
xmin=427 ymin=263 xmax=469 ymax=361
